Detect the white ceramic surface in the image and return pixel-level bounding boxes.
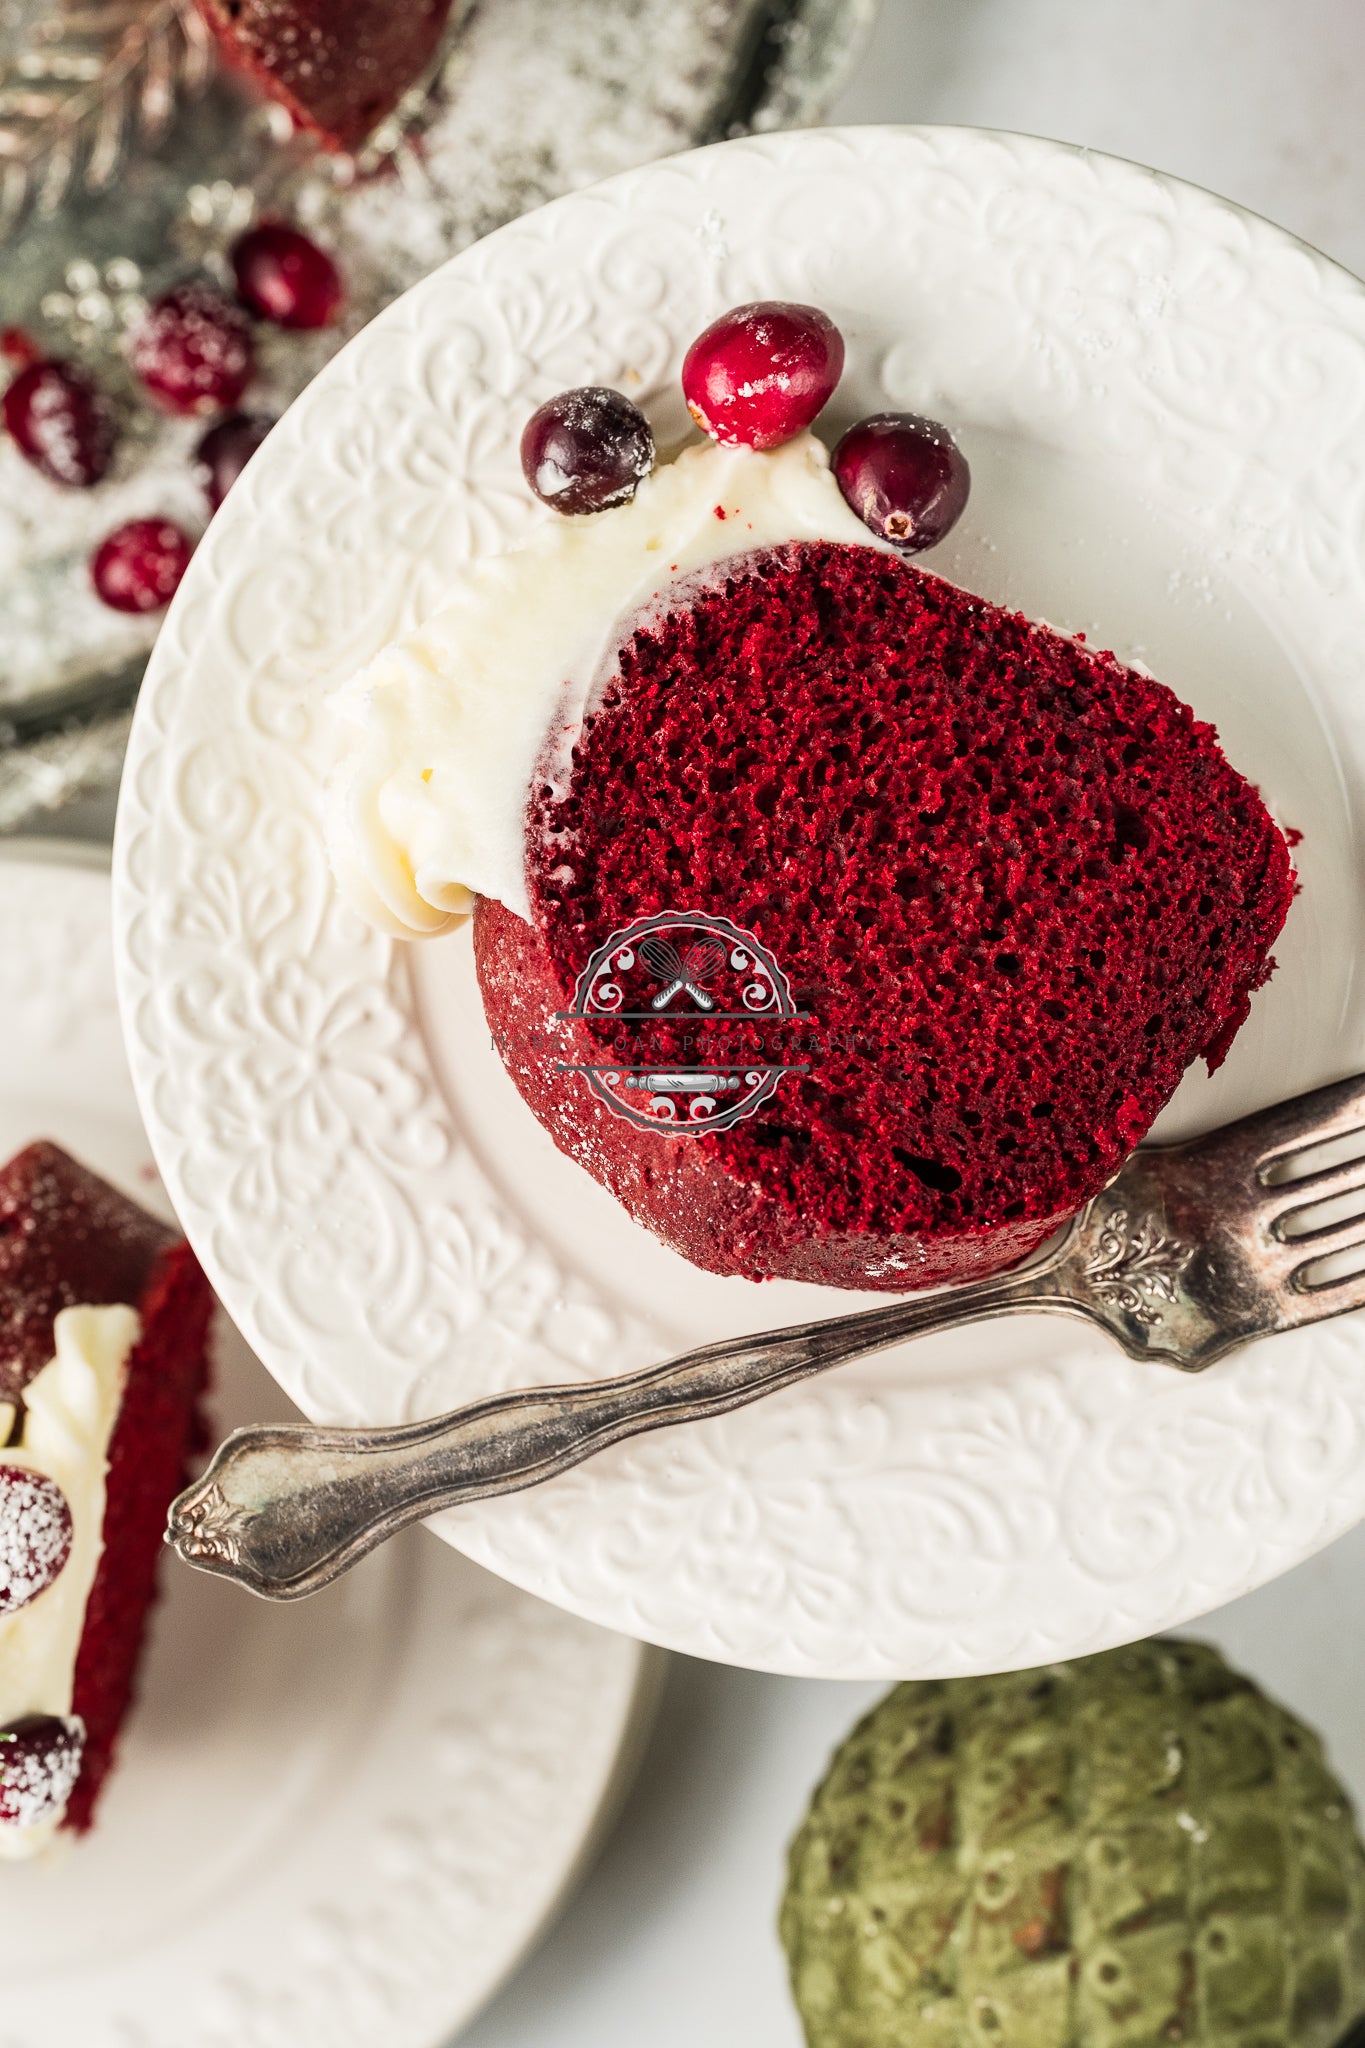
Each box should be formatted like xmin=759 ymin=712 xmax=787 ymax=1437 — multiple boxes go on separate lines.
xmin=0 ymin=845 xmax=654 ymax=2048
xmin=113 ymin=125 xmax=1365 ymax=1679
xmin=465 ymin=1523 xmax=1365 ymax=2048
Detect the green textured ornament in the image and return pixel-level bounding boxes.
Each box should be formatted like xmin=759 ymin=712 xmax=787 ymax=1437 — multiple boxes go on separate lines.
xmin=780 ymin=1640 xmax=1365 ymax=2048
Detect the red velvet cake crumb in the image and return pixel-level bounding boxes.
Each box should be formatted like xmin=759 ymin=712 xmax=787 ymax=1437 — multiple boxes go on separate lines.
xmin=0 ymin=1144 xmax=212 ymax=1836
xmin=475 ymin=542 xmax=1294 ymax=1291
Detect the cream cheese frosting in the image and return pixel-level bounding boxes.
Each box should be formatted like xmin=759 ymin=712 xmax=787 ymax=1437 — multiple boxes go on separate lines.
xmin=325 ymin=431 xmax=881 ymax=936
xmin=0 ymin=1303 xmax=137 ymax=1860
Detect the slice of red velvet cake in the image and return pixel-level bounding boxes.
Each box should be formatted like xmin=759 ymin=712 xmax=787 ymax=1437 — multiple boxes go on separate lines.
xmin=195 ymin=0 xmax=454 ymax=152
xmin=475 ymin=541 xmax=1295 ymax=1292
xmin=0 ymin=1142 xmax=212 ymax=1852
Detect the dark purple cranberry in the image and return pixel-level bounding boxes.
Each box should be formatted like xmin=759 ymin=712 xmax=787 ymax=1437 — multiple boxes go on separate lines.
xmin=194 ymin=411 xmax=274 ymax=511
xmin=91 ymin=518 xmax=194 ymax=613
xmin=2 ymin=360 xmax=116 ymax=487
xmin=130 ymin=283 xmax=254 ymax=416
xmin=520 ymin=387 xmax=655 ymax=514
xmin=0 ymin=1466 xmax=73 ymax=1614
xmin=231 ymin=223 xmax=344 ymax=331
xmin=682 ymin=301 xmax=844 ymax=450
xmin=832 ymin=412 xmax=971 ymax=553
xmin=0 ymin=1715 xmax=84 ymax=1827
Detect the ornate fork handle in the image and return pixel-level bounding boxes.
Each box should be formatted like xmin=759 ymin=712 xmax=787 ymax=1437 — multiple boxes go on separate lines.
xmin=170 ymin=1219 xmax=1099 ymax=1600
xmin=165 ymin=1070 xmax=1365 ymax=1601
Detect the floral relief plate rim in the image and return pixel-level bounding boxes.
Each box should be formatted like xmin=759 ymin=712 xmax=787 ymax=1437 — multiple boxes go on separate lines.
xmin=112 ymin=126 xmax=1365 ymax=1678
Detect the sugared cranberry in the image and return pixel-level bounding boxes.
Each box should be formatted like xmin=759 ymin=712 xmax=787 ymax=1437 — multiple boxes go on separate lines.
xmin=0 ymin=1467 xmax=72 ymax=1614
xmin=231 ymin=223 xmax=344 ymax=331
xmin=194 ymin=411 xmax=274 ymax=512
xmin=833 ymin=412 xmax=971 ymax=553
xmin=682 ymin=301 xmax=844 ymax=450
xmin=130 ymin=283 xmax=254 ymax=416
xmin=2 ymin=360 xmax=116 ymax=487
xmin=91 ymin=518 xmax=194 ymax=613
xmin=0 ymin=1715 xmax=84 ymax=1827
xmin=520 ymin=387 xmax=655 ymax=514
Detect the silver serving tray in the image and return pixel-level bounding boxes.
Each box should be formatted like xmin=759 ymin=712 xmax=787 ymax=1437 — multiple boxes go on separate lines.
xmin=0 ymin=0 xmax=872 ymax=831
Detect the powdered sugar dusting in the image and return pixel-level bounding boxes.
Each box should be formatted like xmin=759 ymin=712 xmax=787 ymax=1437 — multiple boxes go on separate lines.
xmin=0 ymin=1715 xmax=84 ymax=1828
xmin=0 ymin=1465 xmax=73 ymax=1614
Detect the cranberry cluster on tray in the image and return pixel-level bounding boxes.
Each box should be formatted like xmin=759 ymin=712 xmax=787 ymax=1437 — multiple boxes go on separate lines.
xmin=1 ymin=221 xmax=342 ymax=614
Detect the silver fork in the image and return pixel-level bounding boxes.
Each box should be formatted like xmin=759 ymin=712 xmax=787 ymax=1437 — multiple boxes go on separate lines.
xmin=167 ymin=1070 xmax=1365 ymax=1602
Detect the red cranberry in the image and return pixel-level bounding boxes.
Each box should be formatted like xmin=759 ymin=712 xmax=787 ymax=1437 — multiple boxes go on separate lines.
xmin=194 ymin=411 xmax=274 ymax=512
xmin=832 ymin=412 xmax=971 ymax=552
xmin=91 ymin=518 xmax=194 ymax=613
xmin=0 ymin=1715 xmax=84 ymax=1827
xmin=130 ymin=283 xmax=254 ymax=416
xmin=231 ymin=223 xmax=344 ymax=331
xmin=0 ymin=1466 xmax=72 ymax=1614
xmin=681 ymin=301 xmax=844 ymax=450
xmin=1 ymin=328 xmax=40 ymax=368
xmin=520 ymin=387 xmax=655 ymax=514
xmin=2 ymin=360 xmax=116 ymax=487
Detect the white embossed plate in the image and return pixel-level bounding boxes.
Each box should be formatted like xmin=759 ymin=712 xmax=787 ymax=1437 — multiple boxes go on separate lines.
xmin=114 ymin=127 xmax=1365 ymax=1679
xmin=0 ymin=844 xmax=655 ymax=2048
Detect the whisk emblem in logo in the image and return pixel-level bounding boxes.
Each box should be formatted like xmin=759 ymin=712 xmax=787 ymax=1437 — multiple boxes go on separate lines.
xmin=635 ymin=933 xmax=727 ymax=1010
xmin=556 ymin=910 xmax=809 ymax=1135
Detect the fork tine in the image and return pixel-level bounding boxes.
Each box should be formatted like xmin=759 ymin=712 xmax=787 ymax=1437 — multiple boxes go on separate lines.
xmin=1245 ymin=1071 xmax=1365 ymax=1178
xmin=1286 ymin=1217 xmax=1365 ymax=1276
xmin=1285 ymin=1263 xmax=1365 ymax=1316
xmin=1269 ymin=1154 xmax=1365 ymax=1237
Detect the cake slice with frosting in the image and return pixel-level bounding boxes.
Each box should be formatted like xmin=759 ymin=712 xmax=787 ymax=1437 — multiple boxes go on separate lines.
xmin=0 ymin=1142 xmax=213 ymax=1854
xmin=324 ymin=304 xmax=1295 ymax=1294
xmin=195 ymin=0 xmax=454 ymax=152
xmin=327 ymin=432 xmax=1294 ymax=1292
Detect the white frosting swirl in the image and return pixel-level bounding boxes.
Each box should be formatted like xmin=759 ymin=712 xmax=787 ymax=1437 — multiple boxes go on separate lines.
xmin=0 ymin=1303 xmax=137 ymax=1860
xmin=325 ymin=432 xmax=879 ymax=934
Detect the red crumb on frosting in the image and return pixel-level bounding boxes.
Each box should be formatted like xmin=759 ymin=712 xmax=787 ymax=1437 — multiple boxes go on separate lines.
xmin=475 ymin=541 xmax=1294 ymax=1292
